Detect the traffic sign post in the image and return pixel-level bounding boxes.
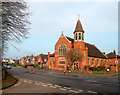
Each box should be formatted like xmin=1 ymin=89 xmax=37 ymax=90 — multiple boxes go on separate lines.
xmin=115 ymin=60 xmax=118 ymax=72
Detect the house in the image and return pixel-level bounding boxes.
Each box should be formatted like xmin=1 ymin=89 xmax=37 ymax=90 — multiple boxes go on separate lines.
xmin=46 ymin=17 xmax=120 ymax=72
xmin=19 ymin=54 xmax=49 ymax=66
xmin=106 ymin=50 xmax=120 ymax=71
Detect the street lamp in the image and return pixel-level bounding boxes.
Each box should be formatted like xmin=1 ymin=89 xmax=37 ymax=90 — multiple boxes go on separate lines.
xmin=33 ymin=57 xmax=35 ymax=64
xmin=115 ymin=52 xmax=118 ymax=73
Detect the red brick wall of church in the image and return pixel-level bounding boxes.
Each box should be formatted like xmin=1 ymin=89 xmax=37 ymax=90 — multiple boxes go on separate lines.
xmin=54 ymin=37 xmax=72 ymax=67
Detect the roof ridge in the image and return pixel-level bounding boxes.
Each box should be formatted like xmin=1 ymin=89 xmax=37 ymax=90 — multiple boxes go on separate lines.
xmin=65 ymin=36 xmax=74 ymax=40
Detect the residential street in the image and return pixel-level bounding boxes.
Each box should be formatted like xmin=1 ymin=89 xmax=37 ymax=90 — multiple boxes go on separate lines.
xmin=2 ymin=67 xmax=119 ymax=94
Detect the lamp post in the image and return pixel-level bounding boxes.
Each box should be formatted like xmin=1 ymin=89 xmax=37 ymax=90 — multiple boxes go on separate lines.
xmin=33 ymin=57 xmax=35 ymax=64
xmin=115 ymin=52 xmax=118 ymax=73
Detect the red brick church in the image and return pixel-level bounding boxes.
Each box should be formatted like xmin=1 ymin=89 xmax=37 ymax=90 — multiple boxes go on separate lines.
xmin=46 ymin=17 xmax=120 ymax=71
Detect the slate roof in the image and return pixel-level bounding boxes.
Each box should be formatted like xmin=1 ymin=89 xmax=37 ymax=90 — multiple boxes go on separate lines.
xmin=85 ymin=43 xmax=106 ymax=59
xmin=74 ymin=19 xmax=84 ymax=33
xmin=66 ymin=36 xmax=106 ymax=59
xmin=107 ymin=51 xmax=120 ymax=59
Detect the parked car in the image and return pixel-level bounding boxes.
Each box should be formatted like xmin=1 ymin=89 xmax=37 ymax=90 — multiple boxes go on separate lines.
xmin=4 ymin=65 xmax=11 ymax=69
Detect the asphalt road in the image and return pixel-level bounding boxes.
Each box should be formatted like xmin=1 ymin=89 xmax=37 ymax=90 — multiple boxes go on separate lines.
xmin=3 ymin=68 xmax=119 ymax=94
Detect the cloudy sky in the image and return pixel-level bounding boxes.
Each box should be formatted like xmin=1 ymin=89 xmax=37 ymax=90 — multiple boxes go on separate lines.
xmin=4 ymin=1 xmax=118 ymax=59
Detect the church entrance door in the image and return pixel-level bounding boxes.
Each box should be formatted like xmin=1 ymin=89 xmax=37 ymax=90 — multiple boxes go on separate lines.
xmin=73 ymin=62 xmax=79 ymax=70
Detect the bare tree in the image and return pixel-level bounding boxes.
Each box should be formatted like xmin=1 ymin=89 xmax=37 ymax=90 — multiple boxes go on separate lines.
xmin=1 ymin=1 xmax=30 ymax=55
xmin=65 ymin=49 xmax=83 ymax=70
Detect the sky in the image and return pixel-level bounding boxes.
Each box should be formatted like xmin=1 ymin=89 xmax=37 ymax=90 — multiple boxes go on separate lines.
xmin=4 ymin=1 xmax=118 ymax=59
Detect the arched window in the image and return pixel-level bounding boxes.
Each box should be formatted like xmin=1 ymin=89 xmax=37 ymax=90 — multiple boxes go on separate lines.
xmin=75 ymin=33 xmax=77 ymax=40
xmin=79 ymin=33 xmax=81 ymax=40
xmin=82 ymin=34 xmax=84 ymax=40
xmin=58 ymin=44 xmax=66 ymax=56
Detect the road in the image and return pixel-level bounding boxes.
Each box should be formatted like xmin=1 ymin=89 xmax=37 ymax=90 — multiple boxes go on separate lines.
xmin=2 ymin=68 xmax=119 ymax=94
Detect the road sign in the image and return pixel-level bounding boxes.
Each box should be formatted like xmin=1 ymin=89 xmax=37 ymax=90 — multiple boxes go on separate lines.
xmin=115 ymin=60 xmax=118 ymax=64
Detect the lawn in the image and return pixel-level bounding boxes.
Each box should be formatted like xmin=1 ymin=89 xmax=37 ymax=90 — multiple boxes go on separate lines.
xmin=92 ymin=71 xmax=104 ymax=74
xmin=2 ymin=72 xmax=16 ymax=88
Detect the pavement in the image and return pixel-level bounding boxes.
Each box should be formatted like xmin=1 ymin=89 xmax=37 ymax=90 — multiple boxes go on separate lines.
xmin=2 ymin=67 xmax=119 ymax=94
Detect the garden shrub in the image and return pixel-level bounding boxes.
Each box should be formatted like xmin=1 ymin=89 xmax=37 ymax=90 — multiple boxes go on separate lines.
xmin=29 ymin=64 xmax=35 ymax=68
xmin=24 ymin=65 xmax=28 ymax=68
xmin=13 ymin=64 xmax=17 ymax=67
xmin=18 ymin=64 xmax=22 ymax=66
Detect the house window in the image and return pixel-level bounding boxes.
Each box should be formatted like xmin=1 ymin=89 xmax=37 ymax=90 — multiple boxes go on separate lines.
xmin=75 ymin=33 xmax=77 ymax=40
xmin=104 ymin=60 xmax=106 ymax=65
xmin=110 ymin=65 xmax=112 ymax=67
xmin=92 ymin=59 xmax=94 ymax=65
xmin=109 ymin=59 xmax=112 ymax=62
xmin=96 ymin=59 xmax=99 ymax=65
xmin=88 ymin=58 xmax=89 ymax=66
xmin=58 ymin=44 xmax=66 ymax=56
xmin=59 ymin=61 xmax=65 ymax=65
xmin=79 ymin=33 xmax=81 ymax=40
xmin=101 ymin=60 xmax=103 ymax=65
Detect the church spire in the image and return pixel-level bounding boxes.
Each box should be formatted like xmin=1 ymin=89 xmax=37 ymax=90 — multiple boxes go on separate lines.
xmin=74 ymin=15 xmax=84 ymax=42
xmin=74 ymin=15 xmax=84 ymax=33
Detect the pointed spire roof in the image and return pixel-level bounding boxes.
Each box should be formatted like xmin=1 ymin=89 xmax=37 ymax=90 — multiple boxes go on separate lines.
xmin=60 ymin=31 xmax=64 ymax=38
xmin=74 ymin=16 xmax=84 ymax=33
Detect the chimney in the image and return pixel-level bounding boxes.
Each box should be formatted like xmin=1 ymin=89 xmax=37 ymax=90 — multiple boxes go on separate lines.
xmin=48 ymin=52 xmax=50 ymax=59
xmin=113 ymin=50 xmax=116 ymax=54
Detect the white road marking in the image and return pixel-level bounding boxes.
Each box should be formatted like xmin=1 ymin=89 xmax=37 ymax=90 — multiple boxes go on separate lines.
xmin=54 ymin=85 xmax=61 ymax=88
xmin=47 ymin=84 xmax=53 ymax=86
xmin=78 ymin=90 xmax=83 ymax=92
xmin=42 ymin=85 xmax=48 ymax=87
xmin=69 ymin=90 xmax=78 ymax=93
xmin=49 ymin=86 xmax=57 ymax=88
xmin=59 ymin=88 xmax=67 ymax=91
xmin=41 ymin=83 xmax=45 ymax=85
xmin=88 ymin=91 xmax=97 ymax=93
xmin=23 ymin=80 xmax=27 ymax=82
xmin=65 ymin=87 xmax=71 ymax=90
xmin=91 ymin=81 xmax=98 ymax=82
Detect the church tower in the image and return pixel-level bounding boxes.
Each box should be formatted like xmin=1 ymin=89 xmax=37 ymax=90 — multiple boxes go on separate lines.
xmin=74 ymin=15 xmax=85 ymax=49
xmin=74 ymin=15 xmax=84 ymax=42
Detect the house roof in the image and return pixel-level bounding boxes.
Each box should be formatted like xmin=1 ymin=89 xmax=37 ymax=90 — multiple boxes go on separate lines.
xmin=50 ymin=53 xmax=54 ymax=57
xmin=40 ymin=54 xmax=48 ymax=62
xmin=34 ymin=56 xmax=38 ymax=61
xmin=66 ymin=36 xmax=74 ymax=43
xmin=65 ymin=36 xmax=106 ymax=59
xmin=74 ymin=19 xmax=84 ymax=33
xmin=106 ymin=51 xmax=120 ymax=59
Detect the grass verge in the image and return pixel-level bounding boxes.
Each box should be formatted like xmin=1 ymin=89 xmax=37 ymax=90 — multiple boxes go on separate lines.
xmin=2 ymin=72 xmax=16 ymax=88
xmin=92 ymin=71 xmax=104 ymax=74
